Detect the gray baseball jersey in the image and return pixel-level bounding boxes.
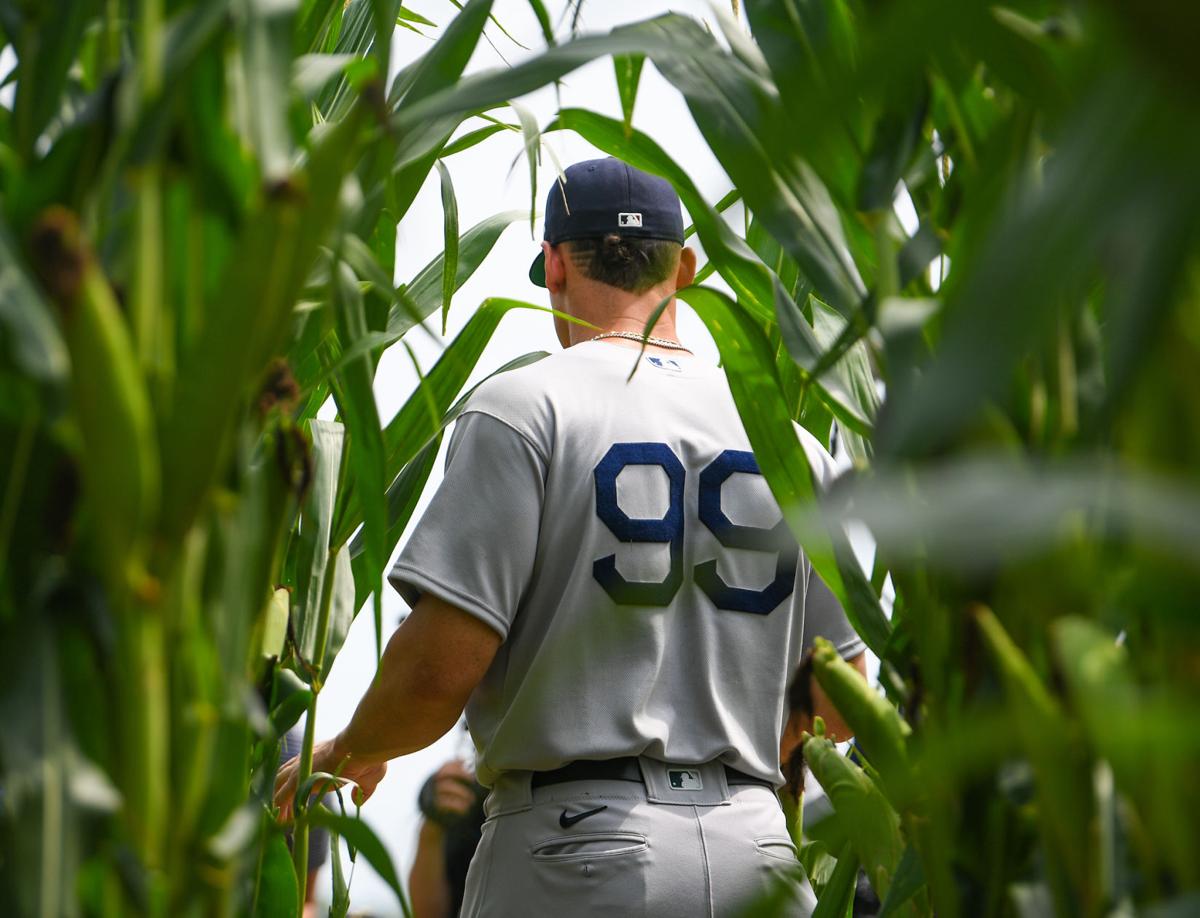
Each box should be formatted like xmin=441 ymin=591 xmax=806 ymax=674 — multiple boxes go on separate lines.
xmin=389 ymin=339 xmax=865 ymax=788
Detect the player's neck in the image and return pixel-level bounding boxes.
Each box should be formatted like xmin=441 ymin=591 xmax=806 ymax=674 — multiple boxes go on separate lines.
xmin=566 ymin=290 xmax=683 ymax=350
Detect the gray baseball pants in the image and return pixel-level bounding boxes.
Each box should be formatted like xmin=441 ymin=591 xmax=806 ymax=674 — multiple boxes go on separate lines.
xmin=459 ymin=756 xmax=816 ymax=917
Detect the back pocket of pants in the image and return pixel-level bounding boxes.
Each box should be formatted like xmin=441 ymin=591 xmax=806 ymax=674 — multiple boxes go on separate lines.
xmin=531 ymin=831 xmax=648 ymax=862
xmin=754 ymin=835 xmax=799 ymax=864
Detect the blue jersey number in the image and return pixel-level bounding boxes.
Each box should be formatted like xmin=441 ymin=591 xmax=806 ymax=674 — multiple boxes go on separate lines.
xmin=592 ymin=443 xmax=800 ymax=614
xmin=593 ymin=443 xmax=686 ymax=606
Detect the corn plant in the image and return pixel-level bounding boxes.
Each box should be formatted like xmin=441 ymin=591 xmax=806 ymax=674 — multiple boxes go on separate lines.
xmin=0 ymin=0 xmax=572 ymax=913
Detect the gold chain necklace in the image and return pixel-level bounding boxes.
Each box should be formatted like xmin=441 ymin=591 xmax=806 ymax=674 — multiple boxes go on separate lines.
xmin=588 ymin=331 xmax=693 ymax=353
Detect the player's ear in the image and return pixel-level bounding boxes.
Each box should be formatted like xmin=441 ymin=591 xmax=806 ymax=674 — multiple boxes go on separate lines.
xmin=675 ymin=245 xmax=697 ymax=290
xmin=544 ymin=241 xmax=567 ymax=294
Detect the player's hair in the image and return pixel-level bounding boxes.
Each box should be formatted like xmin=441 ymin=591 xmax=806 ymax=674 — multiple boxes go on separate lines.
xmin=564 ymin=234 xmax=680 ymax=293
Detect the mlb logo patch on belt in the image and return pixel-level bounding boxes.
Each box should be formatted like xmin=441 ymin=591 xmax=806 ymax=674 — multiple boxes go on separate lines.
xmin=668 ymin=768 xmax=703 ymax=791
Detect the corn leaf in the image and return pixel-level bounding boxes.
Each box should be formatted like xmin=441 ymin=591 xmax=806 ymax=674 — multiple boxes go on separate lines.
xmin=329 ymin=259 xmax=388 ymax=661
xmin=678 ymin=285 xmax=890 ymax=654
xmin=435 ymin=160 xmax=459 ymax=335
xmin=334 ymin=298 xmax=561 ymax=546
xmin=614 ymin=54 xmax=645 ymax=137
xmin=0 ymin=220 xmax=68 ymax=386
xmin=308 ymin=806 xmax=412 ymax=918
xmin=238 ymin=0 xmax=298 ymax=182
xmin=804 ymin=731 xmax=905 ymax=901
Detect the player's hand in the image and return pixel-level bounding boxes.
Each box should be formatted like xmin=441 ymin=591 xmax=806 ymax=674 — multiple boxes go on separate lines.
xmin=273 ymin=736 xmax=387 ymax=824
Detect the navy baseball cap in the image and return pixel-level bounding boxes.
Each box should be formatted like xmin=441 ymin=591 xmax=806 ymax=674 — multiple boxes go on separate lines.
xmin=529 ymin=157 xmax=685 ymax=287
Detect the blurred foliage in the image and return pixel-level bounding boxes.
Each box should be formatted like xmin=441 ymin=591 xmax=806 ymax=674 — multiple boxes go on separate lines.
xmin=2 ymin=0 xmax=1199 ymax=915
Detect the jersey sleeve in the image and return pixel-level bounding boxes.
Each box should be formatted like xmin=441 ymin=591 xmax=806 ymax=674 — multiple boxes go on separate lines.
xmin=387 ymin=409 xmax=548 ymax=640
xmin=792 ymin=421 xmax=867 ymax=660
xmin=802 ymin=565 xmax=866 ymax=660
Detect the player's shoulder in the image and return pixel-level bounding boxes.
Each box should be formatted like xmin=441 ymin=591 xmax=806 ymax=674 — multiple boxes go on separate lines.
xmin=456 ymin=350 xmax=579 ymax=452
xmin=462 ymin=350 xmax=562 ymax=416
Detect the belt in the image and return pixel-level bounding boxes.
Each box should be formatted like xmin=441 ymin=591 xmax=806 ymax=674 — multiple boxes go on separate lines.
xmin=530 ymin=757 xmax=775 ymax=790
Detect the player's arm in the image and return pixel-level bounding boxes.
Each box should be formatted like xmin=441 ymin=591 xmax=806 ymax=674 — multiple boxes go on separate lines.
xmin=781 ymin=558 xmax=871 ymax=769
xmin=780 ymin=650 xmax=867 ymax=759
xmin=273 ymin=593 xmax=501 ymax=821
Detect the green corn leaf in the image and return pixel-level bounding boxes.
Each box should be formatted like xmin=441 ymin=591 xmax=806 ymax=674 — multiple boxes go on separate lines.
xmin=252 ymin=827 xmax=299 ymax=918
xmin=390 ymin=0 xmax=495 ymax=110
xmin=292 ymin=53 xmax=359 ymax=100
xmin=7 ymin=0 xmax=93 ymax=159
xmin=877 ymin=77 xmax=1200 ymax=458
xmin=394 ymin=210 xmax=524 ymax=337
xmin=773 ymin=287 xmax=872 ymax=436
xmin=804 ymin=731 xmax=905 ymax=902
xmin=811 ymin=637 xmax=913 ymax=807
xmin=329 ymin=259 xmax=388 ymax=662
xmin=743 ymin=0 xmax=861 ymax=208
xmin=435 ymin=160 xmax=460 ymax=334
xmin=239 ymin=0 xmax=299 ymax=181
xmin=217 ymin=423 xmax=301 ymax=685
xmin=329 ymin=830 xmax=351 ymax=917
xmin=160 ymin=100 xmax=365 ymax=545
xmin=1055 ymin=617 xmax=1200 ymax=887
xmin=510 ymin=101 xmax=542 ymax=237
xmin=333 ymin=298 xmax=566 ymax=546
xmin=40 ymin=210 xmax=159 ymax=587
xmin=296 ymin=0 xmax=345 ymax=53
xmin=812 ymin=842 xmax=860 ymax=918
xmin=441 ymin=121 xmax=519 ymax=157
xmin=339 ymin=234 xmax=425 ymax=336
xmin=683 ymin=187 xmax=740 ymax=240
xmin=878 ymin=844 xmax=926 ymax=918
xmin=0 ymin=219 xmax=69 ymax=386
xmin=268 ymin=669 xmax=313 ymax=736
xmin=808 ymin=295 xmax=879 ymax=457
xmin=308 ymin=807 xmax=412 ymax=918
xmin=313 ymin=0 xmax=377 ymax=121
xmin=677 ymin=285 xmax=890 ymax=655
xmin=368 ymin=0 xmax=402 ymax=73
xmin=859 ymin=79 xmax=930 ymax=212
xmin=349 ymin=435 xmax=441 ymax=614
xmin=526 ymin=0 xmax=555 ymax=46
xmin=305 ymin=252 xmax=537 ymax=397
xmin=397 ymin=6 xmax=436 ymax=28
xmin=647 ymin=24 xmax=867 ymax=316
xmin=975 ymin=606 xmax=1095 ymax=904
xmin=292 ymin=420 xmax=346 ymax=679
xmin=392 ymin=14 xmax=707 ymax=128
xmin=374 ymin=0 xmax=499 ymax=226
xmin=614 ymin=54 xmax=645 ymax=137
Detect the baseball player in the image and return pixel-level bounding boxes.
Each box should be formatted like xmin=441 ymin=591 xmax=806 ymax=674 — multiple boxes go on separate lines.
xmin=275 ymin=157 xmax=867 ymax=915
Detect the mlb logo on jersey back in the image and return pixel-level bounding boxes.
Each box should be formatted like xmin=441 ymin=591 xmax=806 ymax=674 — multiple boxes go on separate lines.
xmin=645 ymin=355 xmax=682 ymax=373
xmin=618 ymin=212 xmax=643 ymax=227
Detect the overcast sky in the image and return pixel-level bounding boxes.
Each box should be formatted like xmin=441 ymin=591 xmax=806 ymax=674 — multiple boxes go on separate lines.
xmin=313 ymin=1 xmax=742 ymax=911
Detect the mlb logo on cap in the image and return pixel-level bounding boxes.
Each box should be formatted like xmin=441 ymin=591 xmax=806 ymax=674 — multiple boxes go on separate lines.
xmin=618 ymin=212 xmax=643 ymax=227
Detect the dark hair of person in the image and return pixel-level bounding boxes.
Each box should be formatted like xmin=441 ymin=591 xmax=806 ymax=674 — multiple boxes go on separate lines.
xmin=563 ymin=234 xmax=680 ymax=293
